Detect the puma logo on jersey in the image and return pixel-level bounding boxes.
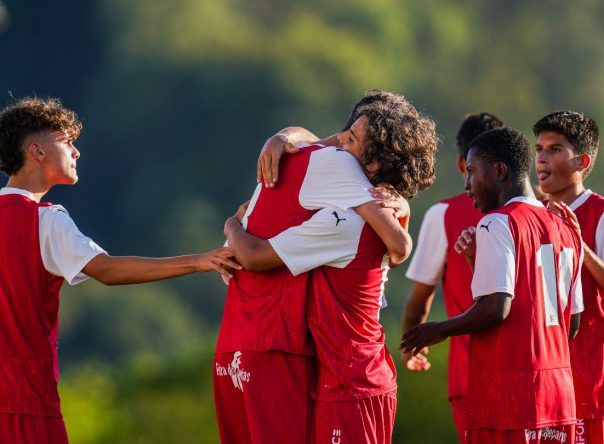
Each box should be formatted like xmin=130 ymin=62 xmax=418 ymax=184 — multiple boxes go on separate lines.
xmin=480 ymin=221 xmax=493 ymax=232
xmin=335 ymin=148 xmax=345 ymax=152
xmin=332 ymin=211 xmax=347 ymax=226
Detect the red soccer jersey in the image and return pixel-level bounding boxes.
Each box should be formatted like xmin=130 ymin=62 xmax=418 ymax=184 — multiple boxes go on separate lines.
xmin=269 ymin=207 xmax=396 ymax=400
xmin=467 ymin=197 xmax=583 ymax=430
xmin=0 ymin=194 xmax=64 ymax=417
xmin=406 ymin=193 xmax=482 ymax=400
xmin=216 ymin=145 xmax=375 ymax=355
xmin=569 ymin=190 xmax=604 ymax=419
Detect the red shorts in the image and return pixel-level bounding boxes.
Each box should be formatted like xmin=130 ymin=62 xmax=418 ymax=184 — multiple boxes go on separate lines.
xmin=213 ymin=351 xmax=315 ymax=444
xmin=467 ymin=425 xmax=575 ymax=444
xmin=0 ymin=413 xmax=68 ymax=444
xmin=450 ymin=397 xmax=467 ymax=443
xmin=311 ymin=391 xmax=397 ymax=444
xmin=575 ymin=418 xmax=604 ymax=443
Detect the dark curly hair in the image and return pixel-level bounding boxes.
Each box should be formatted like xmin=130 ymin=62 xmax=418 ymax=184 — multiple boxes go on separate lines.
xmin=0 ymin=96 xmax=82 ymax=176
xmin=533 ymin=111 xmax=600 ymax=178
xmin=342 ymin=90 xmax=403 ymax=132
xmin=354 ymin=95 xmax=438 ymax=199
xmin=456 ymin=112 xmax=504 ymax=158
xmin=470 ymin=127 xmax=531 ymax=182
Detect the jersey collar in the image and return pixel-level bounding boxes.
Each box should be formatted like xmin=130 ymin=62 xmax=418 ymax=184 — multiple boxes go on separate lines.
xmin=505 ymin=196 xmax=544 ymax=208
xmin=0 ymin=187 xmax=35 ymax=199
xmin=568 ymin=189 xmax=593 ymax=211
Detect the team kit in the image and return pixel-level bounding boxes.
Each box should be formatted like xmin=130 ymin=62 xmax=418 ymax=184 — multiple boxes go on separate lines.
xmin=0 ymin=92 xmax=601 ymax=443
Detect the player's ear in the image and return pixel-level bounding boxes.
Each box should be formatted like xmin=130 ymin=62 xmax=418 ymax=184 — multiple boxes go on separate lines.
xmin=494 ymin=161 xmax=508 ymax=181
xmin=576 ymin=153 xmax=591 ymax=174
xmin=26 ymin=139 xmax=46 ymax=163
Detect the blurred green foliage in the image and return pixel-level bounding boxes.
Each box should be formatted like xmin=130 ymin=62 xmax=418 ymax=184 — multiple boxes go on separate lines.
xmin=1 ymin=0 xmax=603 ymax=441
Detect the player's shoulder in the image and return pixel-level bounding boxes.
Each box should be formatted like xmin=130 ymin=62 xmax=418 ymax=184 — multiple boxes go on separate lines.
xmin=585 ymin=191 xmax=604 ymax=211
xmin=477 ymin=211 xmax=510 ymax=233
xmin=38 ymin=204 xmax=74 ymax=227
xmin=440 ymin=192 xmax=469 ymax=206
xmin=309 ymin=145 xmax=358 ymax=163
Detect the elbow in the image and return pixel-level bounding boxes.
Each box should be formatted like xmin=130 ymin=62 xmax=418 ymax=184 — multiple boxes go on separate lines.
xmin=387 ymin=235 xmax=413 ymax=267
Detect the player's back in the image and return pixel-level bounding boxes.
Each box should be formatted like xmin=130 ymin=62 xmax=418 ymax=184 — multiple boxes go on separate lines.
xmin=308 ymin=211 xmax=396 ymax=400
xmin=0 ymin=194 xmax=63 ymax=417
xmin=217 ymin=146 xmax=323 ymax=356
xmin=569 ymin=190 xmax=604 ymax=418
xmin=467 ymin=199 xmax=582 ymax=430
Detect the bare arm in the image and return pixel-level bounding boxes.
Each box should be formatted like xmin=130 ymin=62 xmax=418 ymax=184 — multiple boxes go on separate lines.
xmin=582 ymin=245 xmax=604 ymax=289
xmin=223 ymin=217 xmax=284 ymax=273
xmin=401 ymin=282 xmax=436 ymax=371
xmin=257 ymin=127 xmax=340 ymax=187
xmin=355 ymin=200 xmax=412 ymax=267
xmin=83 ymin=247 xmax=240 ymax=285
xmin=400 ymin=292 xmax=512 ymax=355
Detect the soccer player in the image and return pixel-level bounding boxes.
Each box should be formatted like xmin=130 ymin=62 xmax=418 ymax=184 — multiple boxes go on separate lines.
xmin=534 ymin=111 xmax=603 ymax=443
xmin=401 ymin=112 xmax=503 ymax=441
xmin=0 ymin=96 xmax=239 ymax=444
xmin=401 ymin=127 xmax=584 ymax=443
xmin=214 ymin=93 xmax=437 ymax=443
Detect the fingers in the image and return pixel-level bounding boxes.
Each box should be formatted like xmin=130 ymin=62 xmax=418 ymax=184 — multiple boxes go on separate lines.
xmin=284 ymin=140 xmax=299 ymax=154
xmin=213 ymin=255 xmax=242 ymax=271
xmin=261 ymin=151 xmax=273 ymax=188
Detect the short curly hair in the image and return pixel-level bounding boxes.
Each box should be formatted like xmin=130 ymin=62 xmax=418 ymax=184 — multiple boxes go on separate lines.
xmin=533 ymin=111 xmax=600 ymax=178
xmin=0 ymin=96 xmax=82 ymax=176
xmin=355 ymin=95 xmax=438 ymax=199
xmin=470 ymin=127 xmax=531 ymax=182
xmin=456 ymin=112 xmax=504 ymax=158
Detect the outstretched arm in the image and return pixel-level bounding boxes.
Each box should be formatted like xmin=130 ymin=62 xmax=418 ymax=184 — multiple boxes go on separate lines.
xmin=400 ymin=292 xmax=511 ymax=355
xmin=83 ymin=247 xmax=241 ymax=285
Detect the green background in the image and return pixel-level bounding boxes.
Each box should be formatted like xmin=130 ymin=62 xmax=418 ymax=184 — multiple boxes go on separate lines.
xmin=1 ymin=0 xmax=602 ymax=442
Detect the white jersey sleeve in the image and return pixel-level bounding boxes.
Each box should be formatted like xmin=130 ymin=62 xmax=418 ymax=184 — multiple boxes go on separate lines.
xmin=471 ymin=213 xmax=516 ymax=299
xmin=38 ymin=205 xmax=107 ymax=286
xmin=299 ymin=147 xmax=374 ymax=211
xmin=405 ymin=202 xmax=448 ymax=286
xmin=269 ymin=207 xmax=364 ymax=276
xmin=570 ymin=248 xmax=585 ymax=315
xmin=596 ymin=213 xmax=604 ymax=259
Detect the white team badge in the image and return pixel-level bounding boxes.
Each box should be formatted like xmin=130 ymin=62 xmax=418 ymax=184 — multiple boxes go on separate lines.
xmin=215 ymin=351 xmax=251 ymax=391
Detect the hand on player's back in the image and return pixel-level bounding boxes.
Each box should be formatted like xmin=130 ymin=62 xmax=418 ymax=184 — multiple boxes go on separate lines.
xmin=370 ymin=184 xmax=411 ymax=228
xmin=257 ymin=134 xmax=299 ymax=188
xmin=550 ymin=201 xmax=582 ymax=240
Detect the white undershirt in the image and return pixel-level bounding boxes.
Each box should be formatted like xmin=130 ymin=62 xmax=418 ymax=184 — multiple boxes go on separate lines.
xmin=0 ymin=187 xmax=106 ymax=285
xmin=405 ymin=202 xmax=448 ymax=286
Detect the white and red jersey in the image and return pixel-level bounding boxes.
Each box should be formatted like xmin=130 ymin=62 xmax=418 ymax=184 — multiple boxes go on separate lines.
xmin=0 ymin=188 xmax=105 ymax=417
xmin=270 ymin=208 xmax=395 ymax=400
xmin=216 ymin=146 xmax=375 ymax=356
xmin=567 ymin=190 xmax=604 ymax=419
xmin=467 ymin=196 xmax=583 ymax=430
xmin=406 ymin=192 xmax=481 ymax=400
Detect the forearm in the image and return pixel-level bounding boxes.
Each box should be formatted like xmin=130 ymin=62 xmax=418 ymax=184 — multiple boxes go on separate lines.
xmin=583 ymin=243 xmax=604 ymax=288
xmin=402 ymin=284 xmax=435 ymax=332
xmin=439 ymin=294 xmax=510 ymax=337
xmin=84 ymin=254 xmax=200 ymax=285
xmin=224 ymin=218 xmax=283 ymax=272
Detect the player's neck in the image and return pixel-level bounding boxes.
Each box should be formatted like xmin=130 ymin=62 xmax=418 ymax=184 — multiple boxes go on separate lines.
xmin=500 ymin=178 xmax=535 ymax=207
xmin=547 ymin=182 xmax=586 ymax=207
xmin=6 ymin=172 xmax=50 ymax=203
